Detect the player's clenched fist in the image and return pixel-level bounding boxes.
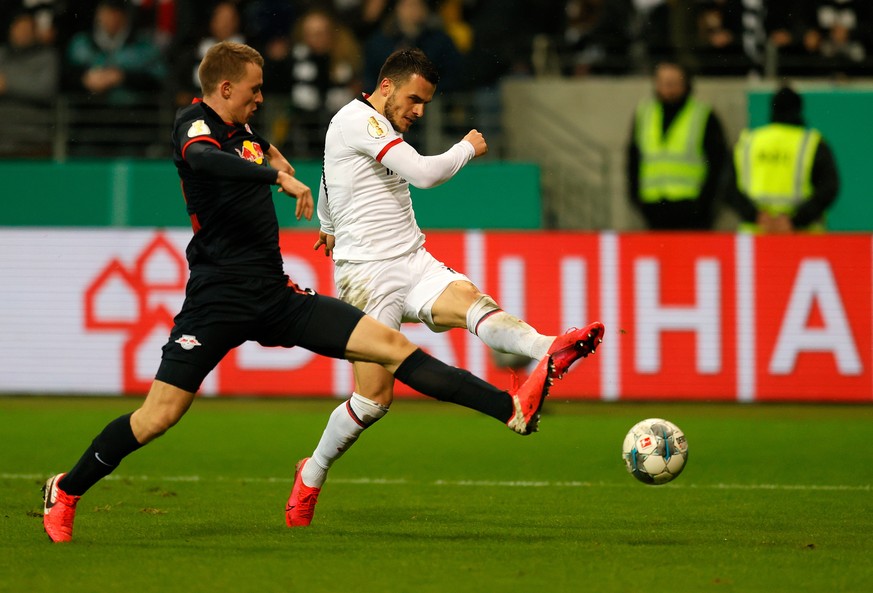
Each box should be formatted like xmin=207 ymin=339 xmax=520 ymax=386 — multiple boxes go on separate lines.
xmin=463 ymin=129 xmax=488 ymax=158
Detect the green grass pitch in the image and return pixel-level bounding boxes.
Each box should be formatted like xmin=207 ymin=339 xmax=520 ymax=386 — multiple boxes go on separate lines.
xmin=2 ymin=396 xmax=872 ymax=593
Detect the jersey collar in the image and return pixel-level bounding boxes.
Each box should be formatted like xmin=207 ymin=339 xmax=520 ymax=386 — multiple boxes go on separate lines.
xmin=197 ymin=100 xmax=247 ymax=132
xmin=356 ymin=94 xmax=377 ymax=112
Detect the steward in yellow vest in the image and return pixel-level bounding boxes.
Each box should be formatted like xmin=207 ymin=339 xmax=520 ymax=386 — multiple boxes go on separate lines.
xmin=728 ymin=86 xmax=839 ymax=233
xmin=627 ymin=62 xmax=727 ymax=229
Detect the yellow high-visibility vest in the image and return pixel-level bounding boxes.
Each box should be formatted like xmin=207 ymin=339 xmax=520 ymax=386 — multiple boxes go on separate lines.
xmin=734 ymin=123 xmax=822 ymax=232
xmin=635 ymin=98 xmax=710 ymax=202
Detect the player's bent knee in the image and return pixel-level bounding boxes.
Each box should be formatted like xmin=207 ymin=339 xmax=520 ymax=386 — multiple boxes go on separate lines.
xmin=131 ymin=408 xmax=180 ymax=443
xmin=354 ymin=364 xmax=397 ymax=406
xmin=359 ymin=388 xmax=394 ymax=408
xmin=132 ymin=381 xmax=195 ymax=443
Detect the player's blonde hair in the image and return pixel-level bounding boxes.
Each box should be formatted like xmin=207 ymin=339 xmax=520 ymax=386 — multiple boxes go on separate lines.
xmin=198 ymin=41 xmax=264 ymax=95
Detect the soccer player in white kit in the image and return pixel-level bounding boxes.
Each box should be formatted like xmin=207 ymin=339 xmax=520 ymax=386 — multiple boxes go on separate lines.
xmin=285 ymin=49 xmax=605 ymax=527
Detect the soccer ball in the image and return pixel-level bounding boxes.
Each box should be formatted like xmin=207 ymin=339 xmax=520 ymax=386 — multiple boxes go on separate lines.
xmin=622 ymin=418 xmax=688 ymax=485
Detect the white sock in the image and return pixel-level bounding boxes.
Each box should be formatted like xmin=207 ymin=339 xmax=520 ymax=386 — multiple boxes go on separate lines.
xmin=302 ymin=392 xmax=389 ymax=488
xmin=467 ymin=295 xmax=553 ymax=359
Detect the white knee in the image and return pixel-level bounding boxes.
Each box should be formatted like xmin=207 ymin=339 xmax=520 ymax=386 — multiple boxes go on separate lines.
xmin=465 ymin=294 xmax=501 ymax=336
xmin=349 ymin=392 xmax=390 ymax=426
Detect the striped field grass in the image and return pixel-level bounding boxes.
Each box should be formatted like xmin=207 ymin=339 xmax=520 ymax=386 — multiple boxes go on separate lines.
xmin=1 ymin=396 xmax=871 ymax=593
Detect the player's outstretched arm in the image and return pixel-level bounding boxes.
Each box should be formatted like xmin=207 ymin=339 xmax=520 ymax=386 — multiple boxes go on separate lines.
xmin=379 ymin=137 xmax=476 ymax=189
xmin=185 ymin=141 xmax=277 ymax=184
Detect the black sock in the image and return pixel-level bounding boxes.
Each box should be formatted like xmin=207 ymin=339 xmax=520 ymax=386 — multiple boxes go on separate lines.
xmin=394 ymin=348 xmax=513 ymax=423
xmin=58 ymin=413 xmax=143 ymax=496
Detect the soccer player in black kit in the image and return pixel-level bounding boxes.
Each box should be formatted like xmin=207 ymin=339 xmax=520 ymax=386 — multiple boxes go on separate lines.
xmin=41 ymin=41 xmax=599 ymax=542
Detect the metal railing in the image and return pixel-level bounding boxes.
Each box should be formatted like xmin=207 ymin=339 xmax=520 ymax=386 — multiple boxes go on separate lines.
xmin=0 ymin=92 xmax=501 ymax=163
xmin=0 ymin=99 xmax=57 ymax=158
xmin=0 ymin=95 xmax=173 ymax=161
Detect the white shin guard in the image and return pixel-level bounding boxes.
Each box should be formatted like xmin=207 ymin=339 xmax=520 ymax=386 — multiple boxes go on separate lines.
xmin=303 ymin=392 xmax=389 ymax=488
xmin=466 ymin=294 xmax=501 ymax=335
xmin=467 ymin=295 xmax=552 ymax=360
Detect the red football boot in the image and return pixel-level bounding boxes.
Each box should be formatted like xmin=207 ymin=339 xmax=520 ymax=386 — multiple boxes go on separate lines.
xmin=285 ymin=458 xmax=322 ymax=527
xmin=506 ymin=355 xmax=556 ymax=435
xmin=549 ymin=322 xmax=605 ymax=379
xmin=43 ymin=473 xmax=80 ymax=543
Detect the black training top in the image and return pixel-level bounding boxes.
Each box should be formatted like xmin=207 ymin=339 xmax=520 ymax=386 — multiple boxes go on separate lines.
xmin=172 ymin=99 xmax=283 ymax=277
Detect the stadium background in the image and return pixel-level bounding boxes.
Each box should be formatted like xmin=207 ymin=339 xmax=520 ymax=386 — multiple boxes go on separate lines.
xmin=3 ymin=8 xmax=872 ymax=592
xmin=1 ymin=2 xmax=871 ymax=403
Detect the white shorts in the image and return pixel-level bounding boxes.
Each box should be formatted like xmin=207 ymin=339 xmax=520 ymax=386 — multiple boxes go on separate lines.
xmin=333 ymin=247 xmax=470 ymax=332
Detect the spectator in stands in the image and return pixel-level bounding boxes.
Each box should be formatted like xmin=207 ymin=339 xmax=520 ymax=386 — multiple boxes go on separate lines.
xmin=170 ymin=1 xmax=245 ymax=107
xmin=0 ymin=0 xmax=64 ymax=47
xmin=557 ymin=0 xmax=633 ymax=76
xmin=765 ymin=0 xmax=807 ymax=58
xmin=174 ymin=0 xmax=219 ymax=49
xmin=237 ymin=0 xmax=295 ymax=51
xmin=332 ymin=0 xmax=391 ymax=45
xmin=727 ymin=86 xmax=839 ymax=233
xmin=798 ymin=0 xmax=871 ymax=76
xmin=50 ymin=2 xmax=108 ymax=54
xmin=0 ymin=11 xmax=59 ymax=105
xmin=435 ymin=0 xmax=473 ymax=54
xmin=132 ymin=0 xmax=177 ymax=52
xmin=633 ymin=0 xmax=676 ymax=65
xmin=460 ymin=0 xmax=540 ymax=88
xmin=65 ymin=0 xmax=166 ymax=104
xmin=690 ymin=0 xmax=753 ymax=75
xmin=455 ymin=0 xmax=546 ymax=153
xmin=363 ymin=0 xmax=463 ymax=92
xmin=626 ymin=61 xmax=728 ymax=230
xmin=0 ymin=10 xmax=60 ymax=156
xmin=268 ymin=8 xmax=362 ymax=158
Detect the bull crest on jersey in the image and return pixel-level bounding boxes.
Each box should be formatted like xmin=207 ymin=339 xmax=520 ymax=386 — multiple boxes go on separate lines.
xmin=235 ymin=140 xmax=264 ymax=164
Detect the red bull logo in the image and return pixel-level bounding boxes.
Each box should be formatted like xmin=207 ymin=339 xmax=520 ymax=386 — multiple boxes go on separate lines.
xmin=235 ymin=140 xmax=264 ymax=164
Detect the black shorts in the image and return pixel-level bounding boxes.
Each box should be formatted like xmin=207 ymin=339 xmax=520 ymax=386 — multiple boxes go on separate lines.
xmin=155 ymin=272 xmax=365 ymax=393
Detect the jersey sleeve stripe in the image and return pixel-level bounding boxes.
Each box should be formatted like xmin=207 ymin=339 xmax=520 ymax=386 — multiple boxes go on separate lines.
xmin=181 ymin=136 xmax=221 ymax=160
xmin=375 ymin=138 xmax=404 ymax=163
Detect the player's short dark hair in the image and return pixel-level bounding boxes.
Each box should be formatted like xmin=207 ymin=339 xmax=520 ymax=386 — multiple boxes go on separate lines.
xmin=377 ymin=48 xmax=440 ymax=88
xmin=199 ymin=41 xmax=264 ymax=95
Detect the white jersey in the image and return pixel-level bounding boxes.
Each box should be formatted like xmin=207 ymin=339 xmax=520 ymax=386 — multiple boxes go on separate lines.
xmin=318 ymin=96 xmax=475 ymax=262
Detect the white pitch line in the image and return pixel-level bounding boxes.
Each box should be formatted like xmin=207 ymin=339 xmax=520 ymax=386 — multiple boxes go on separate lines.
xmin=2 ymin=473 xmax=871 ymax=492
xmin=697 ymin=482 xmax=873 ymax=492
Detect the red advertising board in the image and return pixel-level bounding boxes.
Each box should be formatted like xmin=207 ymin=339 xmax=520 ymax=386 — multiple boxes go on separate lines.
xmin=476 ymin=232 xmax=603 ymax=399
xmin=618 ymin=233 xmax=737 ymax=400
xmin=753 ymin=235 xmax=871 ymax=401
xmin=2 ymin=229 xmax=869 ymax=401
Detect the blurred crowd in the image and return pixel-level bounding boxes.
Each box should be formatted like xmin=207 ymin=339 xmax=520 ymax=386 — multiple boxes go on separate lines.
xmin=0 ymin=0 xmax=870 ymax=157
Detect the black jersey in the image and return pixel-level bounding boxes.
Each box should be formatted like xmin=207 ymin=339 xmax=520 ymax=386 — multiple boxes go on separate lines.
xmin=172 ymin=100 xmax=283 ymax=277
